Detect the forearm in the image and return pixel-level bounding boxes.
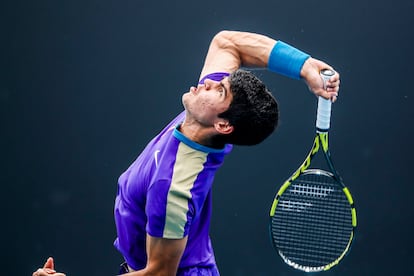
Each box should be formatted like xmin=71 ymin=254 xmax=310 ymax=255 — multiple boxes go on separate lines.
xmin=220 ymin=30 xmax=339 ymax=99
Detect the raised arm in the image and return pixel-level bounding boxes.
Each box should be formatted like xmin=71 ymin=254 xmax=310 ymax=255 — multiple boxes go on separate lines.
xmin=199 ymin=30 xmax=276 ymax=77
xmin=200 ymin=30 xmax=339 ymax=101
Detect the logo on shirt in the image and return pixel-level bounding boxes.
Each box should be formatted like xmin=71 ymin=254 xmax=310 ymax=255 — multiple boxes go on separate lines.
xmin=154 ymin=150 xmax=160 ymax=167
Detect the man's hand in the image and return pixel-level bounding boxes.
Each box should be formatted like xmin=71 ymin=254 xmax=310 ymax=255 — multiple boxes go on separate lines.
xmin=32 ymin=257 xmax=66 ymax=276
xmin=301 ymin=57 xmax=340 ymax=102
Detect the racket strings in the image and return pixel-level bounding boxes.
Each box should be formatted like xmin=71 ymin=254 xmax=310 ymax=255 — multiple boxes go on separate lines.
xmin=277 ymin=196 xmax=351 ymax=213
xmin=270 ymin=172 xmax=353 ymax=270
xmin=273 ymin=218 xmax=352 ymax=242
xmin=271 ymin=215 xmax=351 ymax=257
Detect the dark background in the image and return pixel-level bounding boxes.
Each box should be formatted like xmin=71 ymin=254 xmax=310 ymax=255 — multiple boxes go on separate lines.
xmin=1 ymin=0 xmax=413 ymax=275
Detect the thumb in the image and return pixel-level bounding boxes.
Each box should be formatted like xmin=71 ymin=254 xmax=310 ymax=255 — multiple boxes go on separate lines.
xmin=43 ymin=257 xmax=55 ymax=270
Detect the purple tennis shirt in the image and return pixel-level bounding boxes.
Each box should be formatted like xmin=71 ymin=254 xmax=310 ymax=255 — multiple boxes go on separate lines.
xmin=114 ymin=109 xmax=233 ymax=270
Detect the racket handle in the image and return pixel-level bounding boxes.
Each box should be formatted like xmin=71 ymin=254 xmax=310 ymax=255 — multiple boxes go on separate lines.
xmin=316 ymin=69 xmax=335 ymax=132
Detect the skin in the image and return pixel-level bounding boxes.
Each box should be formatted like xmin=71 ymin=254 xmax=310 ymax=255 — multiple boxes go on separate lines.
xmin=181 ymin=31 xmax=339 ymax=148
xmin=32 ymin=258 xmax=65 ymax=276
xmin=33 ymin=30 xmax=340 ymax=276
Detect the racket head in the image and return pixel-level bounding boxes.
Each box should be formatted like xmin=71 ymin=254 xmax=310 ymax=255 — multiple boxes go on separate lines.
xmin=269 ymin=169 xmax=356 ymax=272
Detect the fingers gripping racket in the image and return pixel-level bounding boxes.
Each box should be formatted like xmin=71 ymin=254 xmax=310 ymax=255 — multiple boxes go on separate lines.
xmin=269 ymin=69 xmax=357 ymax=272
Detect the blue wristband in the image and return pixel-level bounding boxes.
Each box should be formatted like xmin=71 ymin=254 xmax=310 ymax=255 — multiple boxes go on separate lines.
xmin=268 ymin=41 xmax=310 ymax=79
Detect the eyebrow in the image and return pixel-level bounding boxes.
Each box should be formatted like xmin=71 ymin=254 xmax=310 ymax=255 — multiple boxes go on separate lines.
xmin=220 ymin=81 xmax=228 ymax=98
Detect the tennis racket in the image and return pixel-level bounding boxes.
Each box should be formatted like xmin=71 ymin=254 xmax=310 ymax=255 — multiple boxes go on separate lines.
xmin=269 ymin=69 xmax=357 ymax=272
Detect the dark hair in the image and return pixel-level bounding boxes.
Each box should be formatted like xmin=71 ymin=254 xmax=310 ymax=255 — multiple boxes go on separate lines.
xmin=214 ymin=69 xmax=279 ymax=146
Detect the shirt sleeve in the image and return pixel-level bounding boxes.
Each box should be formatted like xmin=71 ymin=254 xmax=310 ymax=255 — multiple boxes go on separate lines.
xmin=145 ymin=178 xmax=196 ymax=239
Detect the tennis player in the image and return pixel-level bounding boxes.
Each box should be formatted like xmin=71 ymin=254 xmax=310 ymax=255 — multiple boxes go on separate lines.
xmin=33 ymin=30 xmax=339 ymax=276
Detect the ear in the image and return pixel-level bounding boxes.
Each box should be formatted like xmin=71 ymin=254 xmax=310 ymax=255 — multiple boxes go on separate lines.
xmin=214 ymin=120 xmax=234 ymax=135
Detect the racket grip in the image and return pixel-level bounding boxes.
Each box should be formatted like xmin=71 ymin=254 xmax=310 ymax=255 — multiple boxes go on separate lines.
xmin=316 ymin=69 xmax=335 ymax=132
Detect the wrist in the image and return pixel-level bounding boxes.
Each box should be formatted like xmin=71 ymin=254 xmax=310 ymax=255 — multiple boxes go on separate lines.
xmin=299 ymin=57 xmax=313 ymax=80
xmin=268 ymin=41 xmax=310 ymax=79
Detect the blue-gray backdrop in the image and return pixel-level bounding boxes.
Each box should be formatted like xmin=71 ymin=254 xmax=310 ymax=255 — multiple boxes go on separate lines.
xmin=1 ymin=0 xmax=413 ymax=275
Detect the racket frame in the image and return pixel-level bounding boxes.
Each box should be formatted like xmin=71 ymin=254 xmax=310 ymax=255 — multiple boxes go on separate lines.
xmin=269 ymin=132 xmax=357 ymax=272
xmin=269 ymin=70 xmax=357 ymax=272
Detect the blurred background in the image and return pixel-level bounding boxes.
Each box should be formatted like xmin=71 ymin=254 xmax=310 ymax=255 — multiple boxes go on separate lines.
xmin=1 ymin=0 xmax=413 ymax=275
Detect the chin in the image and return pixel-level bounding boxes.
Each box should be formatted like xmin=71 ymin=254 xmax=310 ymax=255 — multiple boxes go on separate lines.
xmin=181 ymin=94 xmax=188 ymax=107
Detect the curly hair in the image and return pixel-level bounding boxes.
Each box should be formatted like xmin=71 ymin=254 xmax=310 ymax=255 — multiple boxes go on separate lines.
xmin=213 ymin=69 xmax=279 ymax=146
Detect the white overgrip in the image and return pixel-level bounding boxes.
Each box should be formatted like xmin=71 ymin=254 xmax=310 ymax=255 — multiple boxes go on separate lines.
xmin=316 ymin=69 xmax=335 ymax=132
xmin=316 ymin=97 xmax=332 ymax=131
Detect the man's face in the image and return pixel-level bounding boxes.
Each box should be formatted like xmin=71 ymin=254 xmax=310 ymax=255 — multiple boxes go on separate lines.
xmin=182 ymin=77 xmax=233 ymax=127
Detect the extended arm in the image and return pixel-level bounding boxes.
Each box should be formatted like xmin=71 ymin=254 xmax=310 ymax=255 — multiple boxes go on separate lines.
xmin=200 ymin=30 xmax=339 ymax=101
xmin=32 ymin=237 xmax=186 ymax=276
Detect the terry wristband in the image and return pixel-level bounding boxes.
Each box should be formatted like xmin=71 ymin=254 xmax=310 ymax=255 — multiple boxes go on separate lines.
xmin=268 ymin=41 xmax=310 ymax=80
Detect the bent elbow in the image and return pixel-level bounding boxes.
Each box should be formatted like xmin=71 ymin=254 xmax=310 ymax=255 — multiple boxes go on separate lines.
xmin=211 ymin=30 xmax=235 ymax=50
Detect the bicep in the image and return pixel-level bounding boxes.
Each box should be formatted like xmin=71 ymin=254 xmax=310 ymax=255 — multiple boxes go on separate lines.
xmin=145 ymin=234 xmax=188 ymax=274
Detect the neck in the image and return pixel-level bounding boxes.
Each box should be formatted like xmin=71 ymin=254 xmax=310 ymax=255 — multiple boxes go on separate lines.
xmin=179 ymin=121 xmax=223 ymax=149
